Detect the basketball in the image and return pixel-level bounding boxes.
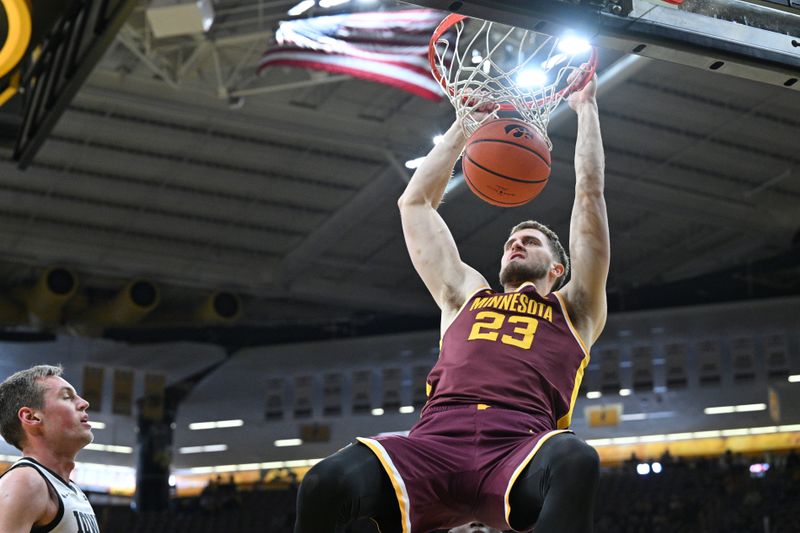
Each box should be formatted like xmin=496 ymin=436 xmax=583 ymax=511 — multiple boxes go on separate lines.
xmin=462 ymin=119 xmax=551 ymax=207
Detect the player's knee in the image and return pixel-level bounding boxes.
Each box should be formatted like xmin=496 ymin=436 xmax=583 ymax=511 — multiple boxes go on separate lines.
xmin=297 ymin=458 xmax=349 ymax=506
xmin=551 ymin=435 xmax=599 ymax=480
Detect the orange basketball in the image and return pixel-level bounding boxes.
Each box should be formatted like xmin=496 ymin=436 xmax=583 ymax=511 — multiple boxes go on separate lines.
xmin=462 ymin=119 xmax=551 ymax=207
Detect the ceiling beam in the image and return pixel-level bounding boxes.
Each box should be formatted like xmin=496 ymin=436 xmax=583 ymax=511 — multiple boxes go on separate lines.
xmin=288 ymin=278 xmax=434 ymax=315
xmin=77 ymin=73 xmax=423 ymax=158
xmin=276 ymin=167 xmax=406 ymax=284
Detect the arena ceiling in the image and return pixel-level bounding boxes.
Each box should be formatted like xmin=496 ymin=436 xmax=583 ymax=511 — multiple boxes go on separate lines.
xmin=0 ymin=0 xmax=798 ymax=345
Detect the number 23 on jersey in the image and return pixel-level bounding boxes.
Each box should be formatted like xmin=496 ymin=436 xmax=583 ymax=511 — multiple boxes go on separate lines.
xmin=467 ymin=311 xmax=539 ymax=349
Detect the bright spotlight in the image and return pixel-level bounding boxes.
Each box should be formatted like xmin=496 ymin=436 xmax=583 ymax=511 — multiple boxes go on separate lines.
xmin=288 ymin=0 xmax=315 ymax=15
xmin=471 ymin=49 xmax=483 ymax=64
xmin=636 ymin=463 xmax=651 ymax=476
xmin=651 ymin=462 xmax=662 ymax=474
xmin=517 ymin=69 xmax=547 ymax=87
xmin=558 ymin=35 xmax=591 ymax=55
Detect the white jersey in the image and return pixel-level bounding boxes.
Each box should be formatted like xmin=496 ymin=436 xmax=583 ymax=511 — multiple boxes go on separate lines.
xmin=0 ymin=457 xmax=99 ymax=533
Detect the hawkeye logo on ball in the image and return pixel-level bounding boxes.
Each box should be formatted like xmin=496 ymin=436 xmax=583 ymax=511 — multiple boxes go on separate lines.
xmin=504 ymin=123 xmax=535 ymax=140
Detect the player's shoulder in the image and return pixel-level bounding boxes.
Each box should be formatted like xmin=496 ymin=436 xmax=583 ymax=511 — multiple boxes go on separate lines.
xmin=0 ymin=463 xmax=51 ymax=504
xmin=554 ymin=284 xmax=607 ymax=344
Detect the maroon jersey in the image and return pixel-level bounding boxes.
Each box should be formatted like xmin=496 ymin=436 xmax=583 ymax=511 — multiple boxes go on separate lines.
xmin=424 ymin=282 xmax=589 ymax=429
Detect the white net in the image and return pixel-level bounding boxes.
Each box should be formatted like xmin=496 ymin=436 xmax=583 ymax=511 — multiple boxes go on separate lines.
xmin=431 ymin=15 xmax=595 ymax=148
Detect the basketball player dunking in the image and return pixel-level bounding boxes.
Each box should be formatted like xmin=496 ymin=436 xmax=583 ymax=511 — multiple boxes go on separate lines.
xmin=0 ymin=365 xmax=99 ymax=533
xmin=295 ymin=75 xmax=607 ymax=533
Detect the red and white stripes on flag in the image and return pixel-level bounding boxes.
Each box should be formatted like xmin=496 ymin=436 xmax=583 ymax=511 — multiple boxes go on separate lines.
xmin=258 ymin=9 xmax=444 ymax=101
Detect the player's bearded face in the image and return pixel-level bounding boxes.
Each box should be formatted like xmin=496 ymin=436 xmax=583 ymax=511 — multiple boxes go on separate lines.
xmin=499 ymin=257 xmax=551 ymax=288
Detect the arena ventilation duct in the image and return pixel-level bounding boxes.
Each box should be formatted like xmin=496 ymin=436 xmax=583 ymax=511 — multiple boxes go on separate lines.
xmin=0 ymin=295 xmax=25 ymax=324
xmin=11 ymin=267 xmax=78 ymax=327
xmin=81 ymin=279 xmax=160 ymax=327
xmin=194 ymin=291 xmax=242 ymax=324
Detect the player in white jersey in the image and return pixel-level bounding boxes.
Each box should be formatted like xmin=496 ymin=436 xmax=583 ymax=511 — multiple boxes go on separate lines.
xmin=0 ymin=365 xmax=99 ymax=533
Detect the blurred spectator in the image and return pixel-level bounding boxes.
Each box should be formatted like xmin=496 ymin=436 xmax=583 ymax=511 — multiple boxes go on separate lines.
xmin=93 ymin=450 xmax=800 ymax=533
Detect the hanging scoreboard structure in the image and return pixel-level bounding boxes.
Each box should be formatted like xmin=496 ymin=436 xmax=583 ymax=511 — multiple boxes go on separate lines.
xmin=0 ymin=0 xmax=137 ymax=168
xmin=406 ymin=0 xmax=800 ymax=90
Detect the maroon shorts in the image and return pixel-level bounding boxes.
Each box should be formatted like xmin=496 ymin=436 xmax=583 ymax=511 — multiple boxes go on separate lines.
xmin=357 ymin=404 xmax=568 ymax=533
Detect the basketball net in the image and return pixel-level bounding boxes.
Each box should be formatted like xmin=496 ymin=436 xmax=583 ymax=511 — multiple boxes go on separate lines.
xmin=429 ymin=14 xmax=598 ymax=149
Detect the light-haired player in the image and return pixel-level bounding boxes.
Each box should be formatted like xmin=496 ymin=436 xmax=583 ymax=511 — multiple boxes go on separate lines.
xmin=0 ymin=365 xmax=99 ymax=533
xmin=295 ymin=75 xmax=607 ymax=533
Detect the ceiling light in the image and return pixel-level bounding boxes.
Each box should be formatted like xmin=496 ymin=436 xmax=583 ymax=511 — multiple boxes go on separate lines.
xmin=274 ymin=438 xmax=303 ymax=447
xmin=88 ymin=421 xmax=106 ymax=429
xmin=517 ymin=68 xmax=547 ymax=87
xmin=586 ymin=391 xmax=602 ymax=399
xmin=399 ymin=406 xmax=415 ymax=414
xmin=721 ymin=428 xmax=749 ymax=437
xmin=84 ymin=443 xmax=133 ymax=454
xmin=692 ymin=430 xmax=721 ymax=439
xmin=179 ymin=444 xmax=228 ymax=454
xmin=371 ymin=408 xmax=385 ymax=416
xmin=319 ymin=0 xmax=350 ymax=7
xmin=735 ymin=403 xmax=766 ymax=412
xmin=621 ymin=413 xmax=647 ymax=421
xmin=619 ymin=388 xmax=632 ymax=396
xmin=705 ymin=403 xmax=766 ymax=415
xmin=189 ymin=419 xmax=244 ymax=430
xmin=471 ymin=49 xmax=483 ymax=64
xmin=557 ymin=35 xmax=591 ymax=55
xmin=288 ymin=0 xmax=315 ymax=15
xmin=788 ymin=374 xmax=800 ymax=383
xmin=705 ymin=406 xmax=736 ymax=415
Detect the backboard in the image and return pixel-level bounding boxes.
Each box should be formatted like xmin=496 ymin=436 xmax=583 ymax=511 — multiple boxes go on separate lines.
xmin=404 ymin=0 xmax=800 ymax=91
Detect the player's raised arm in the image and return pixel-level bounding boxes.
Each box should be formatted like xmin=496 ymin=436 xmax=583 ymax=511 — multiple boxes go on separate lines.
xmin=398 ymin=114 xmax=488 ymax=317
xmin=561 ymin=74 xmax=610 ymax=344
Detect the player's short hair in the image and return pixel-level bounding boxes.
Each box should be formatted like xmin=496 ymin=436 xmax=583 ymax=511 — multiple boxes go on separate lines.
xmin=0 ymin=365 xmax=63 ymax=450
xmin=508 ymin=220 xmax=570 ymax=290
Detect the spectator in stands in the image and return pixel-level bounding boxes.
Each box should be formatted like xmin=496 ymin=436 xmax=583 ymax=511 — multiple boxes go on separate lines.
xmin=786 ymin=448 xmax=799 ymax=474
xmin=219 ymin=474 xmax=240 ymax=509
xmin=200 ymin=476 xmax=220 ymax=512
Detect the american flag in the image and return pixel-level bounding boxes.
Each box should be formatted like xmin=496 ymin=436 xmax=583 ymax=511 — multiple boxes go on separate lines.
xmin=258 ymin=9 xmax=445 ymax=101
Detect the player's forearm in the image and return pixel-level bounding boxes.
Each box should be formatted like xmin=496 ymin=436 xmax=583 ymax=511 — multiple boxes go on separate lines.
xmin=398 ymin=120 xmax=466 ymax=210
xmin=568 ymin=98 xmax=610 ymax=302
xmin=573 ymin=101 xmax=605 ymax=196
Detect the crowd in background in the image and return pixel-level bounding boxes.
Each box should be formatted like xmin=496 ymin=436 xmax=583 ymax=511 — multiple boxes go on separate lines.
xmin=93 ymin=449 xmax=800 ymax=533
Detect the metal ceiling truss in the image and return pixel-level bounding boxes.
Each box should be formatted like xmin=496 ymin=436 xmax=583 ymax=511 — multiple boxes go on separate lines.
xmin=114 ymin=5 xmax=351 ymax=103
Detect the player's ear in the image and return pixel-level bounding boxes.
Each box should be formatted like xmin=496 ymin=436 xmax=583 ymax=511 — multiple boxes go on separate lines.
xmin=551 ymin=262 xmax=565 ymax=278
xmin=19 ymin=407 xmax=41 ymax=427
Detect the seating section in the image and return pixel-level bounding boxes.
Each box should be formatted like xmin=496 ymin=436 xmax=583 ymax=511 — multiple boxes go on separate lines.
xmin=596 ymin=452 xmax=800 ymax=533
